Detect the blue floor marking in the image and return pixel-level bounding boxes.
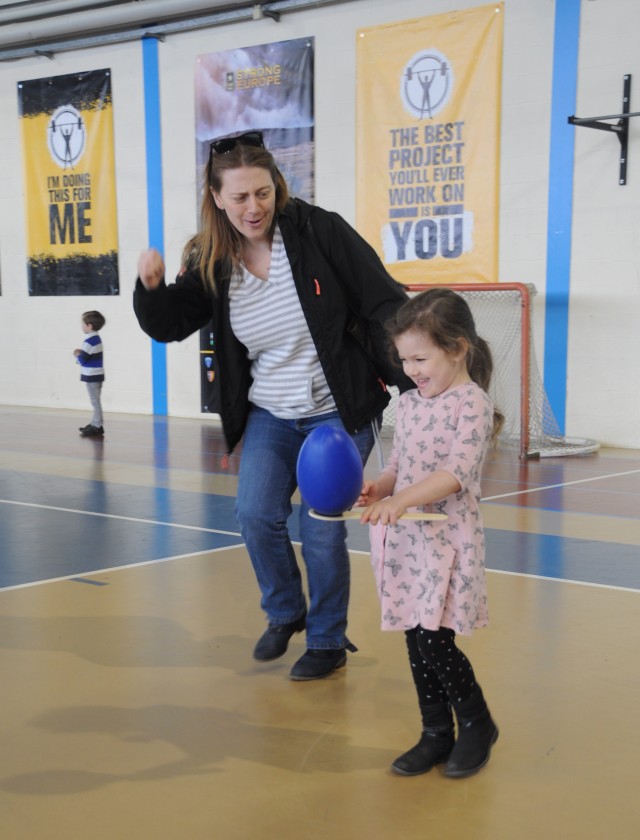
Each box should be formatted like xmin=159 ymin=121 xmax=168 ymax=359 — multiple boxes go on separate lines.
xmin=1 ymin=469 xmax=636 ymax=591
xmin=485 ymin=529 xmax=639 ymax=590
xmin=0 ymin=469 xmax=240 ymax=532
xmin=0 ymin=504 xmax=242 ymax=589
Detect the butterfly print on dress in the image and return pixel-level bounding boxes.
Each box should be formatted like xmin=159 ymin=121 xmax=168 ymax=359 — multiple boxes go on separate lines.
xmin=384 ymin=558 xmax=402 ymax=577
xmin=422 ymin=414 xmax=437 ymax=431
xmin=462 ymin=428 xmax=481 ymax=447
xmin=425 ymin=568 xmax=444 ymax=602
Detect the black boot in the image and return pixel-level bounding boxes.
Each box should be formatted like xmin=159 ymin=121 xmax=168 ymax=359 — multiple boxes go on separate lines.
xmin=253 ymin=614 xmax=306 ymax=661
xmin=391 ymin=702 xmax=455 ymax=776
xmin=289 ymin=642 xmax=357 ymax=681
xmin=445 ymin=688 xmax=498 ymax=778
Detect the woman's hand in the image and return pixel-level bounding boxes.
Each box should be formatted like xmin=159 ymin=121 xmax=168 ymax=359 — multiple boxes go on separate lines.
xmin=137 ymin=248 xmax=165 ymax=291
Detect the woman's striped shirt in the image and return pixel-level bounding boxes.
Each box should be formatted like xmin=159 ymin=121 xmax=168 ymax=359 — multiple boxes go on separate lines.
xmin=228 ymin=225 xmax=335 ymax=419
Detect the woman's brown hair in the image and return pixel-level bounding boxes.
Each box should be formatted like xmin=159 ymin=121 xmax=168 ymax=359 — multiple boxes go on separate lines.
xmin=182 ymin=142 xmax=290 ymax=294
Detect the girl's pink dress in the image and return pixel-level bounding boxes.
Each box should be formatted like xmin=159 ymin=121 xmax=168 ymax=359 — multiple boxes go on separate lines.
xmin=370 ymin=382 xmax=493 ymax=635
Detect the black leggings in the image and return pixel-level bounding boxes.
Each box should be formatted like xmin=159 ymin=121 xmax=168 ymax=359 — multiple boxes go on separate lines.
xmin=405 ymin=626 xmax=478 ymax=707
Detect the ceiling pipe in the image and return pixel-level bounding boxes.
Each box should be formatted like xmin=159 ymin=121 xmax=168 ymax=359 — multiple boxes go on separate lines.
xmin=0 ymin=0 xmax=136 ymax=26
xmin=0 ymin=0 xmax=352 ymax=62
xmin=0 ymin=0 xmax=258 ymax=47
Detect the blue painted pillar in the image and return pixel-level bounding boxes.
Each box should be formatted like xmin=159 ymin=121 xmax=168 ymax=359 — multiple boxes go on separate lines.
xmin=544 ymin=0 xmax=581 ymax=433
xmin=142 ymin=36 xmax=168 ymax=415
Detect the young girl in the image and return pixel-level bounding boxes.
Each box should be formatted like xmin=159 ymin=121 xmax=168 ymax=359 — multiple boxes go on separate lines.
xmin=357 ymin=287 xmax=503 ymax=779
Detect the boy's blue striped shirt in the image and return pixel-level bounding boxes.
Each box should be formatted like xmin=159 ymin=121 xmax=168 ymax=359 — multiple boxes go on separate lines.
xmin=77 ymin=332 xmax=105 ymax=382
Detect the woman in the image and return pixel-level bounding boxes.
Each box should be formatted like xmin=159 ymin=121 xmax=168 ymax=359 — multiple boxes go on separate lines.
xmin=134 ymin=130 xmax=410 ymax=680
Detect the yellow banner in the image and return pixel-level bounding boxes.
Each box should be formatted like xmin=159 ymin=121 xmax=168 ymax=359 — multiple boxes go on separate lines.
xmin=18 ymin=69 xmax=119 ymax=295
xmin=356 ymin=4 xmax=503 ymax=284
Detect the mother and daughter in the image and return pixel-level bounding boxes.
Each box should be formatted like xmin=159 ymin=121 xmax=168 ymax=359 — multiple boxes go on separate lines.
xmin=134 ymin=130 xmax=500 ymax=779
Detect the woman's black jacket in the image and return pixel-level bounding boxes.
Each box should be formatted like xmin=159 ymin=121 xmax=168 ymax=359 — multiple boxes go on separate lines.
xmin=133 ymin=198 xmax=412 ymax=454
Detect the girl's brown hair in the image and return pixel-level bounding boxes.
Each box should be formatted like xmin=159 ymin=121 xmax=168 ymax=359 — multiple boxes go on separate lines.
xmin=386 ymin=287 xmax=504 ymax=439
xmin=182 ymin=143 xmax=290 ymax=294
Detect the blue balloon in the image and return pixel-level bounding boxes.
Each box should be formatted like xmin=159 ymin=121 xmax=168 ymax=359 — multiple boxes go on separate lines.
xmin=296 ymin=425 xmax=364 ymax=516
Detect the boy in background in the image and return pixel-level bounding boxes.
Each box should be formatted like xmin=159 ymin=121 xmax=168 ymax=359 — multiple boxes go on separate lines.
xmin=74 ymin=310 xmax=106 ymax=437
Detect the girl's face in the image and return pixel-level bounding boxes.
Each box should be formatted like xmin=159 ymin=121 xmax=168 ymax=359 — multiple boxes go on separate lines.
xmin=211 ymin=165 xmax=276 ymax=244
xmin=395 ymin=329 xmax=470 ymax=399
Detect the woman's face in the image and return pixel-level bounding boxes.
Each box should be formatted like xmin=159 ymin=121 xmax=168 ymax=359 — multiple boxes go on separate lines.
xmin=212 ymin=166 xmax=276 ymax=244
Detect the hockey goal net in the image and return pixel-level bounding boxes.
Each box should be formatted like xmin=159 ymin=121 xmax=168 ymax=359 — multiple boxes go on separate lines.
xmin=381 ymin=282 xmax=599 ymax=459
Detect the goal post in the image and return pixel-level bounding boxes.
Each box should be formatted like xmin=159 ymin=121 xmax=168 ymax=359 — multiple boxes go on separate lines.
xmin=381 ymin=282 xmax=599 ymax=459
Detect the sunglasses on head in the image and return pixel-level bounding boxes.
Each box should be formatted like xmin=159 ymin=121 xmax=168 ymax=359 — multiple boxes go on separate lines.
xmin=210 ymin=130 xmax=265 ymax=156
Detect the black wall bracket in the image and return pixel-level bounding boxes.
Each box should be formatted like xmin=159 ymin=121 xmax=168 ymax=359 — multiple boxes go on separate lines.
xmin=568 ymin=74 xmax=640 ymax=185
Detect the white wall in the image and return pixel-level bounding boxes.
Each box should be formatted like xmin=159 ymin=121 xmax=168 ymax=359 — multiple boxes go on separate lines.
xmin=0 ymin=40 xmax=153 ymax=415
xmin=567 ymin=0 xmax=640 ymax=447
xmin=0 ymin=0 xmax=638 ymax=448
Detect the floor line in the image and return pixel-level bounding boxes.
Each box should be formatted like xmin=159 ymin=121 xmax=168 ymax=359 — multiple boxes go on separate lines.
xmin=0 ymin=498 xmax=241 ymax=537
xmin=481 ymin=468 xmax=640 ymax=502
xmin=349 ymin=549 xmax=640 ymax=592
xmin=488 ymin=567 xmax=640 ymax=594
xmin=0 ymin=545 xmax=239 ymax=593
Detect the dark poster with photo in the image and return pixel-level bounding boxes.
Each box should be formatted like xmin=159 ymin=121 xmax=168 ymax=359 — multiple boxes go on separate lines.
xmin=194 ymin=37 xmax=315 ymax=413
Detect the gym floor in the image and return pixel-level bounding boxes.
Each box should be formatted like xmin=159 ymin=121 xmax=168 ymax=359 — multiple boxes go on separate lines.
xmin=1 ymin=405 xmax=639 ymax=839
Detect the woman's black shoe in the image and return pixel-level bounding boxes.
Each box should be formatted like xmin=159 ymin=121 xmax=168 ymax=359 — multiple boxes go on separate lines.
xmin=253 ymin=615 xmax=306 ymax=661
xmin=289 ymin=643 xmax=357 ymax=681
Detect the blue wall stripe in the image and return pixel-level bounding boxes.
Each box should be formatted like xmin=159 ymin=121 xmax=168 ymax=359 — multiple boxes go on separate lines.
xmin=544 ymin=0 xmax=581 ymax=434
xmin=142 ymin=37 xmax=168 ymax=416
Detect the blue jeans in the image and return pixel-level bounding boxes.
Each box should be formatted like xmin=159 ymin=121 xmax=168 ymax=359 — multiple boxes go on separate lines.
xmin=236 ymin=406 xmax=377 ymax=650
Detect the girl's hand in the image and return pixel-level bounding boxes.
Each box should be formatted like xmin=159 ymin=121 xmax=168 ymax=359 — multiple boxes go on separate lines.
xmin=138 ymin=248 xmax=165 ymax=290
xmin=359 ymin=498 xmax=408 ymax=526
